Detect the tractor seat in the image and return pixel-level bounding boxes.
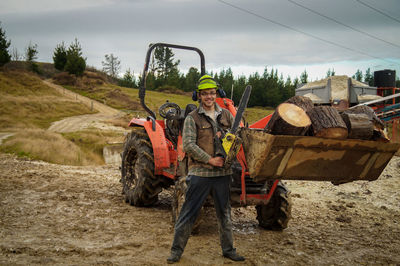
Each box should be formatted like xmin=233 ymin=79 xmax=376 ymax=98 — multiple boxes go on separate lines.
xmin=183 ymin=104 xmax=197 ymax=118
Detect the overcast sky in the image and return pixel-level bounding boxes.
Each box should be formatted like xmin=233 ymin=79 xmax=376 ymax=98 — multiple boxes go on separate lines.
xmin=1 ymin=0 xmax=400 ymax=81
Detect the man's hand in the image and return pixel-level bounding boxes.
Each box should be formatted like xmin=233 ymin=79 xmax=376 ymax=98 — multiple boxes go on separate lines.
xmin=208 ymin=156 xmax=224 ymax=167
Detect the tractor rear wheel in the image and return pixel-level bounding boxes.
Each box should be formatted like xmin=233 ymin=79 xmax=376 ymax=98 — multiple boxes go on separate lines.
xmin=256 ymin=182 xmax=292 ymax=230
xmin=121 ymin=128 xmax=165 ymax=206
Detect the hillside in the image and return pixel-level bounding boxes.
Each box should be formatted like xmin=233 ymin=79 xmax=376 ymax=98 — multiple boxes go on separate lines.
xmin=51 ymin=70 xmax=273 ymax=124
xmin=0 ymin=69 xmax=124 ymax=165
xmin=0 ymin=68 xmax=273 ymax=165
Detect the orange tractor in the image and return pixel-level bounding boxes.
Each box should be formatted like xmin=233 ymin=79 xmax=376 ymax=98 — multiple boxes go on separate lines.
xmin=120 ymin=43 xmax=291 ymax=230
xmin=120 ymin=43 xmax=400 ymax=230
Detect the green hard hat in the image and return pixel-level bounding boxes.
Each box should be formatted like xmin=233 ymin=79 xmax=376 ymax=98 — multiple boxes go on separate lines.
xmin=197 ymin=75 xmax=218 ymax=91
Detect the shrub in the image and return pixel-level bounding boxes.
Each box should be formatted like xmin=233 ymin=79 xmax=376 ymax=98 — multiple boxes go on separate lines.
xmin=64 ymin=38 xmax=86 ymax=76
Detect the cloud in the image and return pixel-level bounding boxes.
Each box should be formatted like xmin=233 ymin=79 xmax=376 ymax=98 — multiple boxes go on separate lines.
xmin=0 ymin=0 xmax=115 ymax=14
xmin=1 ymin=0 xmax=399 ymax=80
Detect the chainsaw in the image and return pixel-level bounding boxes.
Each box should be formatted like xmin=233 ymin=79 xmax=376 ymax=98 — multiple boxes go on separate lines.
xmin=220 ymin=85 xmax=252 ymax=168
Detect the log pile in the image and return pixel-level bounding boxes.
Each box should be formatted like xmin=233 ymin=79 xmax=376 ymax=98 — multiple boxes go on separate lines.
xmin=264 ymin=96 xmax=388 ymax=142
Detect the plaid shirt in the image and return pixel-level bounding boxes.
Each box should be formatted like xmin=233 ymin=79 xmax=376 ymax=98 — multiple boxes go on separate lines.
xmin=183 ymin=103 xmax=234 ymax=177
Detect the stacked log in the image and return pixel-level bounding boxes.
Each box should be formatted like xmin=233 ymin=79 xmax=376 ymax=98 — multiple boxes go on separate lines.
xmin=308 ymin=106 xmax=348 ymax=139
xmin=264 ymin=96 xmax=387 ymax=142
xmin=340 ymin=112 xmax=373 ymax=140
xmin=343 ymin=105 xmax=384 ymax=130
xmin=285 ymin=95 xmax=313 ymax=113
xmin=264 ymin=103 xmax=311 ymax=136
xmin=341 ymin=105 xmax=389 ymax=142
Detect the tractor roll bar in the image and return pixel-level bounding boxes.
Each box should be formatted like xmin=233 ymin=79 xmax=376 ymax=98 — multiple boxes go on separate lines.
xmin=139 ymin=43 xmax=206 ymax=119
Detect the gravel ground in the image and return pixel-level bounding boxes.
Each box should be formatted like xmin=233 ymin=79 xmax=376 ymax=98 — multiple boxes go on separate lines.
xmin=0 ymin=153 xmax=399 ymax=265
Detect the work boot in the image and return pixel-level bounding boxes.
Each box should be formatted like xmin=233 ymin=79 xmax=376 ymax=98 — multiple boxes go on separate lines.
xmin=167 ymin=253 xmax=181 ymax=264
xmin=223 ymin=252 xmax=245 ymax=262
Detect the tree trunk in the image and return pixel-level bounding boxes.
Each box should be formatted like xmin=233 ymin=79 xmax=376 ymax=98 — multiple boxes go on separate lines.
xmin=309 ymin=106 xmax=348 ymax=139
xmin=340 ymin=113 xmax=374 ymax=140
xmin=345 ymin=105 xmax=384 ymax=130
xmin=265 ymin=103 xmax=311 ymax=135
xmin=285 ymin=95 xmax=314 ymax=113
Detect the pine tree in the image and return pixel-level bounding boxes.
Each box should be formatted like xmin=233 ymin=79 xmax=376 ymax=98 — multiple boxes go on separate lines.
xmin=300 ymin=69 xmax=308 ymax=84
xmin=65 ymin=38 xmax=86 ymax=76
xmin=326 ymin=68 xmax=335 ymax=77
xmin=364 ymin=68 xmax=373 ymax=86
xmin=118 ymin=68 xmax=136 ymax=88
xmin=353 ymin=69 xmax=363 ymax=81
xmin=0 ymin=22 xmax=11 ymax=66
xmin=153 ymin=46 xmax=180 ymax=84
xmin=53 ymin=42 xmax=67 ymax=71
xmin=25 ymin=42 xmax=39 ymax=73
xmin=183 ymin=67 xmax=200 ymax=92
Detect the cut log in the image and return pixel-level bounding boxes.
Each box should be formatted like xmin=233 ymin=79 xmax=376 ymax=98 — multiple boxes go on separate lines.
xmin=345 ymin=105 xmax=384 ymax=130
xmin=265 ymin=103 xmax=311 ymax=135
xmin=372 ymin=128 xmax=390 ymax=142
xmin=308 ymin=106 xmax=348 ymax=139
xmin=340 ymin=113 xmax=373 ymax=140
xmin=285 ymin=95 xmax=314 ymax=113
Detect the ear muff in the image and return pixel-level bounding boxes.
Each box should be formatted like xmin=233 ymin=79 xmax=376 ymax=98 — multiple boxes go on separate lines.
xmin=217 ymin=88 xmax=227 ymax=98
xmin=192 ymin=90 xmax=198 ymax=101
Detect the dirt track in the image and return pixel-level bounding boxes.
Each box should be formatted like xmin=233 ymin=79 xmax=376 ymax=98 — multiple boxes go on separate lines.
xmin=44 ymin=80 xmax=125 ymax=134
xmin=1 ymin=153 xmax=399 ymax=265
xmin=43 ymin=80 xmax=121 ymax=117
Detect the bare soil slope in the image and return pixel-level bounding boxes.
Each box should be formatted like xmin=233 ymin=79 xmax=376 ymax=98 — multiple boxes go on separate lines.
xmin=0 ymin=153 xmax=399 ymax=265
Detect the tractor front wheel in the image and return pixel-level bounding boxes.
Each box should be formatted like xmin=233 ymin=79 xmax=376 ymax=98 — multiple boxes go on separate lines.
xmin=121 ymin=128 xmax=166 ymax=206
xmin=256 ymin=182 xmax=292 ymax=230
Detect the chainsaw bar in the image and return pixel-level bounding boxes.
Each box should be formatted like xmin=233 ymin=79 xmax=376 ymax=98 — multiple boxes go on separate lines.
xmin=231 ymin=85 xmax=252 ymax=134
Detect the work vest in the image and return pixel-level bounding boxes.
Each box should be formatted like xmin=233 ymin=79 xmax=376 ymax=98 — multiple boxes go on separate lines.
xmin=188 ymin=108 xmax=232 ymax=170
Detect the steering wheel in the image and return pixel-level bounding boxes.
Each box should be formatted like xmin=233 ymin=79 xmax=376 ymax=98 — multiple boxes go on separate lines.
xmin=159 ymin=102 xmax=182 ymax=120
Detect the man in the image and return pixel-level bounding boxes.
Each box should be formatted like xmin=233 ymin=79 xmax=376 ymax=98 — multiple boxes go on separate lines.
xmin=167 ymin=75 xmax=245 ymax=263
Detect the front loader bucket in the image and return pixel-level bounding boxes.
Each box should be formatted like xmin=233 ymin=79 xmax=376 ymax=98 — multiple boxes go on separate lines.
xmin=240 ymin=128 xmax=400 ymax=184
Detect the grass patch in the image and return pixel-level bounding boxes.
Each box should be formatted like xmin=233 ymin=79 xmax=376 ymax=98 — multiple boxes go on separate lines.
xmin=0 ymin=129 xmax=104 ymax=165
xmin=244 ymin=107 xmax=275 ymax=124
xmin=0 ymin=70 xmax=58 ymax=97
xmin=0 ymin=70 xmax=96 ymax=130
xmin=62 ymin=129 xmax=125 ymax=160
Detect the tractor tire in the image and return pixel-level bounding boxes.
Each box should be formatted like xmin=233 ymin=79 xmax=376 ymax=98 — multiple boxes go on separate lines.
xmin=121 ymin=128 xmax=164 ymax=207
xmin=256 ymin=182 xmax=292 ymax=230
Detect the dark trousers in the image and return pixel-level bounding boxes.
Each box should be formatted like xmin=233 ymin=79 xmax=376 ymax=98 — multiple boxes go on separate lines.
xmin=170 ymin=174 xmax=235 ymax=257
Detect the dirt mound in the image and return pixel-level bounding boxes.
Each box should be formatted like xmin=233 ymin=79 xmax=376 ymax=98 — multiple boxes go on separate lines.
xmin=105 ymin=88 xmax=141 ymax=110
xmin=156 ymin=85 xmax=192 ymax=96
xmin=53 ymin=71 xmax=108 ymax=88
